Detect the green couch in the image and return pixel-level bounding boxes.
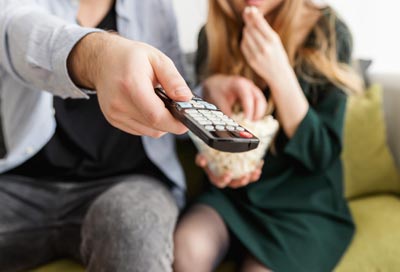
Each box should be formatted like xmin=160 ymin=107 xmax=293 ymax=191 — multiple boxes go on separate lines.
xmin=32 ymin=74 xmax=400 ymax=271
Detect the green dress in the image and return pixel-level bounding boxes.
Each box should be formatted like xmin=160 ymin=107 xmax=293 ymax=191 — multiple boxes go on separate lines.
xmin=195 ymin=10 xmax=355 ymax=272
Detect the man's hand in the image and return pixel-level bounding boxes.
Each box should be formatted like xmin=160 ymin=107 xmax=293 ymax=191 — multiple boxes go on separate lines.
xmin=68 ymin=32 xmax=192 ymax=137
xmin=203 ymin=74 xmax=267 ymax=121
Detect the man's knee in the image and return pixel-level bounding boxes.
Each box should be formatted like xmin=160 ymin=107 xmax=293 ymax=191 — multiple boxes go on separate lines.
xmin=81 ymin=177 xmax=179 ymax=272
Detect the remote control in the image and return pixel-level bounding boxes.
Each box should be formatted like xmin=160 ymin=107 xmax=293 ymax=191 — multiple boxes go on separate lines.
xmin=155 ymin=87 xmax=259 ymax=153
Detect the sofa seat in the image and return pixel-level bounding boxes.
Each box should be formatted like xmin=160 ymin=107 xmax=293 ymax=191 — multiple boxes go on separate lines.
xmin=31 ymin=260 xmax=84 ymax=272
xmin=32 ymin=194 xmax=400 ymax=272
xmin=335 ymin=194 xmax=400 ymax=272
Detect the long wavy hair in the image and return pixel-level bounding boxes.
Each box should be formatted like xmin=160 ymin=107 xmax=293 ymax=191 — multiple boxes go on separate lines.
xmin=205 ymin=0 xmax=363 ymax=95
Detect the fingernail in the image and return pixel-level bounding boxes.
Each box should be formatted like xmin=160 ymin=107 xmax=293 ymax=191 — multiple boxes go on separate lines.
xmin=174 ymin=88 xmax=192 ymax=99
xmin=244 ymin=7 xmax=252 ymax=14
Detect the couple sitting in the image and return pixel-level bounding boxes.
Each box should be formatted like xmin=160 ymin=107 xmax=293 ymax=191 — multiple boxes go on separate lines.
xmin=0 ymin=0 xmax=361 ymax=271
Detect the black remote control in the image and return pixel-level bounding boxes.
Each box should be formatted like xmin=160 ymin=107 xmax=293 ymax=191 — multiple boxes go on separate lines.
xmin=155 ymin=87 xmax=259 ymax=153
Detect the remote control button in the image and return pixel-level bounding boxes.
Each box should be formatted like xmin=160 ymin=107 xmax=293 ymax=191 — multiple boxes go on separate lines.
xmin=226 ymin=126 xmax=236 ymax=131
xmin=213 ymin=111 xmax=224 ymax=116
xmin=204 ymin=103 xmax=217 ymax=110
xmin=199 ymin=120 xmax=213 ymax=125
xmin=205 ymin=125 xmax=215 ymax=131
xmin=239 ymin=131 xmax=253 ymax=138
xmin=177 ymin=102 xmax=193 ymax=109
xmin=213 ymin=120 xmax=226 ymax=125
xmin=192 ymin=97 xmax=202 ymax=101
xmin=194 ymin=118 xmax=208 ymax=123
xmin=215 ymin=125 xmax=225 ymax=131
xmin=190 ymin=115 xmax=203 ymax=120
xmin=236 ymin=126 xmax=245 ymax=132
xmin=188 ymin=112 xmax=200 ymax=118
xmin=226 ymin=121 xmax=238 ymax=127
xmin=192 ymin=115 xmax=206 ymax=119
xmin=185 ymin=109 xmax=198 ymax=114
xmin=208 ymin=117 xmax=220 ymax=121
xmin=201 ymin=112 xmax=214 ymax=117
xmin=191 ymin=101 xmax=205 ymax=109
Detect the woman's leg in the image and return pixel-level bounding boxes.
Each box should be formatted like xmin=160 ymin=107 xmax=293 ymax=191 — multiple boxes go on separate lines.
xmin=241 ymin=255 xmax=272 ymax=272
xmin=173 ymin=204 xmax=230 ymax=272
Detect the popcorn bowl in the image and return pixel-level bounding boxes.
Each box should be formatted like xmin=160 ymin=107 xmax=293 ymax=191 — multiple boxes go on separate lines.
xmin=189 ymin=113 xmax=279 ymax=179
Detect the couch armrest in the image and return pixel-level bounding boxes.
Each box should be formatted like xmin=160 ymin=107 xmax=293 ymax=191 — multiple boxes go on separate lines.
xmin=372 ymin=73 xmax=400 ymax=170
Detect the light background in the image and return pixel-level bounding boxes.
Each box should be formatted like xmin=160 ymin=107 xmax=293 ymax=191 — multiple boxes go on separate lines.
xmin=172 ymin=0 xmax=400 ymax=74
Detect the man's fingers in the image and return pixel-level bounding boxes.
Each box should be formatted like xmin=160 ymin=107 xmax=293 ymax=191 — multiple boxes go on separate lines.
xmin=150 ymin=51 xmax=192 ymax=102
xmin=117 ymin=121 xmax=166 ymax=138
xmin=128 ymin=74 xmax=189 ymax=135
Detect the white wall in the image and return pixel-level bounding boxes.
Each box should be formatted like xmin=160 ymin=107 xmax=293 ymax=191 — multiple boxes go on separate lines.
xmin=172 ymin=0 xmax=400 ymax=74
xmin=172 ymin=0 xmax=208 ymax=53
xmin=330 ymin=0 xmax=400 ymax=74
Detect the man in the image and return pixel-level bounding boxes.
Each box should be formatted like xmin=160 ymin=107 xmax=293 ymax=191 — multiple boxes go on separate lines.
xmin=0 ymin=0 xmax=192 ymax=271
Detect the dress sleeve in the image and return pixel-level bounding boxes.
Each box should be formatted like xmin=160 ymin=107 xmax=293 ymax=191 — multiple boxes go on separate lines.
xmin=283 ymin=87 xmax=347 ymax=172
xmin=283 ymin=15 xmax=352 ymax=172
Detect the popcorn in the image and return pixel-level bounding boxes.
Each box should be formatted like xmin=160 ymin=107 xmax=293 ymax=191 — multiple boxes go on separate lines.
xmin=189 ymin=113 xmax=279 ymax=179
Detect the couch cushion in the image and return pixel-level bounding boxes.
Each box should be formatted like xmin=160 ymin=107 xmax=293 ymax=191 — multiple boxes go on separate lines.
xmin=335 ymin=195 xmax=400 ymax=271
xmin=342 ymin=84 xmax=400 ymax=199
xmin=379 ymin=73 xmax=400 ymax=169
xmin=31 ymin=260 xmax=84 ymax=272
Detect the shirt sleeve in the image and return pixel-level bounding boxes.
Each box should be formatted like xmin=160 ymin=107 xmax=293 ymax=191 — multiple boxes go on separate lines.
xmin=0 ymin=0 xmax=101 ymax=99
xmin=158 ymin=0 xmax=187 ymax=82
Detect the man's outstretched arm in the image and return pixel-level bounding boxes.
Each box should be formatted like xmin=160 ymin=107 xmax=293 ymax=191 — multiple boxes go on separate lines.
xmin=0 ymin=0 xmax=192 ymax=136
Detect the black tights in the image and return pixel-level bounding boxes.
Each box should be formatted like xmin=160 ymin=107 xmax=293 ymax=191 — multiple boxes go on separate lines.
xmin=173 ymin=204 xmax=271 ymax=272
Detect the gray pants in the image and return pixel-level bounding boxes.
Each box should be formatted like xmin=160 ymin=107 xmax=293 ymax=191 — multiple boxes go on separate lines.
xmin=0 ymin=174 xmax=178 ymax=272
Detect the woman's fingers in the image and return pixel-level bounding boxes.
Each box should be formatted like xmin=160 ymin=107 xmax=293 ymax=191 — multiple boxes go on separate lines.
xmin=243 ymin=25 xmax=267 ymax=53
xmin=251 ymin=85 xmax=268 ymax=120
xmin=228 ymin=174 xmax=252 ymax=189
xmin=243 ymin=6 xmax=275 ymax=40
xmin=231 ymin=80 xmax=255 ymax=120
xmin=195 ymin=153 xmax=208 ymax=168
xmin=195 ymin=154 xmax=232 ymax=188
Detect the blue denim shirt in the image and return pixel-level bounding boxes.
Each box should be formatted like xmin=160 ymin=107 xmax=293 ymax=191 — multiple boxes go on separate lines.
xmin=0 ymin=0 xmax=186 ymax=206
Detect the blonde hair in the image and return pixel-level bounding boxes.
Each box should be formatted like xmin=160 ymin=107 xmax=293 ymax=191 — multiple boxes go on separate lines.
xmin=205 ymin=0 xmax=363 ymax=95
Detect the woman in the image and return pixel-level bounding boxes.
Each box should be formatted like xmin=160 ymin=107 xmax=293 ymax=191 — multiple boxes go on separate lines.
xmin=174 ymin=0 xmax=362 ymax=271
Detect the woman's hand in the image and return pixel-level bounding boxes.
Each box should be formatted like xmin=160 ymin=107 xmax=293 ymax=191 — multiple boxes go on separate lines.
xmin=196 ymin=154 xmax=263 ymax=189
xmin=202 ymin=74 xmax=267 ymax=121
xmin=241 ymin=7 xmax=310 ymax=138
xmin=241 ymin=7 xmax=292 ymax=86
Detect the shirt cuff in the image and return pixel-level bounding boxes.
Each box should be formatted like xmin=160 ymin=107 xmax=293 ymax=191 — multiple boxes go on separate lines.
xmin=52 ymin=25 xmax=103 ymax=99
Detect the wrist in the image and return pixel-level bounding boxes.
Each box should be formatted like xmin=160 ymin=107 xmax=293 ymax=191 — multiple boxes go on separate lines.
xmin=67 ymin=32 xmax=109 ymax=90
xmin=268 ymin=63 xmax=298 ymax=92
